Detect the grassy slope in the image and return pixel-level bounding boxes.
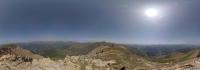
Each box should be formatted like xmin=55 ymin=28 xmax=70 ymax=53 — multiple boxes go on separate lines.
xmin=151 ymin=50 xmax=196 ymax=63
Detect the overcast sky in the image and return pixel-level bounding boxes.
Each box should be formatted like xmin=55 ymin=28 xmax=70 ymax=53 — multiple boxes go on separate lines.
xmin=0 ymin=0 xmax=200 ymax=44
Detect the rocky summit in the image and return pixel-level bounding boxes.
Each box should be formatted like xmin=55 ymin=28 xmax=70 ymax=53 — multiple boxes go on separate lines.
xmin=1 ymin=43 xmax=200 ymax=70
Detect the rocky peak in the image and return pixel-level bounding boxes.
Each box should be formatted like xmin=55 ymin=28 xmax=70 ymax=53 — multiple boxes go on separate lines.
xmin=0 ymin=44 xmax=43 ymax=59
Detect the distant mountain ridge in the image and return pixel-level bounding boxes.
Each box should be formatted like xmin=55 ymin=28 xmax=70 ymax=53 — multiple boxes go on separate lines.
xmin=1 ymin=41 xmax=199 ymax=60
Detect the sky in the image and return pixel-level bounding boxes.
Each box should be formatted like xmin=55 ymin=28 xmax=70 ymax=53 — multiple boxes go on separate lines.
xmin=1 ymin=0 xmax=200 ymax=44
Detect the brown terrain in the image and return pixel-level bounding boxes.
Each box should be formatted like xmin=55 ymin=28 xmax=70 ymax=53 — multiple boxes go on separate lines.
xmin=0 ymin=43 xmax=200 ymax=70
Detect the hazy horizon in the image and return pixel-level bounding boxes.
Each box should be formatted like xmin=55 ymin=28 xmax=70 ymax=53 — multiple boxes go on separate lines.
xmin=1 ymin=40 xmax=200 ymax=46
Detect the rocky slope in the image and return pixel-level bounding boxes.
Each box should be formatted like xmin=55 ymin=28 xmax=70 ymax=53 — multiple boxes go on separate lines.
xmin=0 ymin=44 xmax=43 ymax=59
xmin=1 ymin=43 xmax=200 ymax=70
xmin=0 ymin=43 xmax=155 ymax=70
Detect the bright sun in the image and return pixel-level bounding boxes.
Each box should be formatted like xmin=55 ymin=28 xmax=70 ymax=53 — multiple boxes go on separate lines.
xmin=145 ymin=8 xmax=159 ymax=18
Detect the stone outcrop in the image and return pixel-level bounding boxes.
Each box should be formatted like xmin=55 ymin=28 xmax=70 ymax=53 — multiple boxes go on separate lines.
xmin=0 ymin=45 xmax=43 ymax=59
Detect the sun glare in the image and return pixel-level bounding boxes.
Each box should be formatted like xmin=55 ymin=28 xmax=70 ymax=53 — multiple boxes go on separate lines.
xmin=145 ymin=8 xmax=159 ymax=18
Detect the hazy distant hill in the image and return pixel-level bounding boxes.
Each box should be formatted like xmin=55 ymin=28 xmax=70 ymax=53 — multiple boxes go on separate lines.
xmin=126 ymin=44 xmax=199 ymax=57
xmin=17 ymin=41 xmax=82 ymax=59
xmin=1 ymin=41 xmax=199 ymax=60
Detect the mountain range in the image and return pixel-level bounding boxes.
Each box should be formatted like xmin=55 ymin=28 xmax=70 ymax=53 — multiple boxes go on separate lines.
xmin=0 ymin=41 xmax=200 ymax=70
